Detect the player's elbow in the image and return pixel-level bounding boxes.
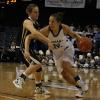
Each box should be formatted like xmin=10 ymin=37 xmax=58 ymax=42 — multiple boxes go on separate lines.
xmin=27 ymin=34 xmax=32 ymax=39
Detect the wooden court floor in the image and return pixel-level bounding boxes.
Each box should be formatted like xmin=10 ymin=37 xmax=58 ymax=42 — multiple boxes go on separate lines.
xmin=0 ymin=63 xmax=100 ymax=100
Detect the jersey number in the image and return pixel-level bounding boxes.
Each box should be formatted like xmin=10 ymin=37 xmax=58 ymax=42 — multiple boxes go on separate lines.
xmin=53 ymin=43 xmax=61 ymax=49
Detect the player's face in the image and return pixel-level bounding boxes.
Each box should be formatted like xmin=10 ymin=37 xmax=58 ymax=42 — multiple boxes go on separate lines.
xmin=49 ymin=16 xmax=60 ymax=31
xmin=30 ymin=6 xmax=39 ymax=21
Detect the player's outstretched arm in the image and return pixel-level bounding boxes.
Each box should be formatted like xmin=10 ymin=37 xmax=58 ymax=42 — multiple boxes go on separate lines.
xmin=62 ymin=24 xmax=81 ymax=40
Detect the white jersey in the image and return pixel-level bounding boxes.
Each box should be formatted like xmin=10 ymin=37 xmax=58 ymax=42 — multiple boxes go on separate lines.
xmin=48 ymin=26 xmax=75 ymax=73
xmin=48 ymin=27 xmax=69 ymax=50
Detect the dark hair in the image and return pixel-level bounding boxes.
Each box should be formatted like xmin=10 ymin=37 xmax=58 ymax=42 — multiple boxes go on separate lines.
xmin=51 ymin=12 xmax=64 ymax=22
xmin=26 ymin=4 xmax=38 ymax=14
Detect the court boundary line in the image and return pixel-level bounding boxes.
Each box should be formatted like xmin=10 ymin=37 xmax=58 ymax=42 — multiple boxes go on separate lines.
xmin=0 ymin=95 xmax=19 ymax=100
xmin=0 ymin=92 xmax=34 ymax=100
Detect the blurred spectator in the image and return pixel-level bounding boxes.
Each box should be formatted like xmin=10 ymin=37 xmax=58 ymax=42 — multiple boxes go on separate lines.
xmin=94 ymin=56 xmax=100 ymax=69
xmin=70 ymin=23 xmax=75 ymax=31
xmin=93 ymin=25 xmax=99 ymax=34
xmin=10 ymin=41 xmax=16 ymax=51
xmin=94 ymin=26 xmax=100 ymax=56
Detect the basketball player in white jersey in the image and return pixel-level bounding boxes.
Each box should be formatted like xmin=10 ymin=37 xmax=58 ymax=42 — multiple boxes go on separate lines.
xmin=26 ymin=12 xmax=88 ymax=98
xmin=13 ymin=4 xmax=53 ymax=94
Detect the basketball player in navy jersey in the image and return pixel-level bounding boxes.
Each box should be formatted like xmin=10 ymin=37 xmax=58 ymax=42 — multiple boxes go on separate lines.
xmin=26 ymin=12 xmax=88 ymax=98
xmin=13 ymin=4 xmax=53 ymax=94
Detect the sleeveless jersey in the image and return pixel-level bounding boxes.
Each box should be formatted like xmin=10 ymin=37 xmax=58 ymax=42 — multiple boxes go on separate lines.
xmin=48 ymin=25 xmax=69 ymax=50
xmin=20 ymin=18 xmax=40 ymax=51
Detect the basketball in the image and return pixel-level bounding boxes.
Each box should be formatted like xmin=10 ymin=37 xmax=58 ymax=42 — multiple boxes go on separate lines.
xmin=77 ymin=37 xmax=93 ymax=52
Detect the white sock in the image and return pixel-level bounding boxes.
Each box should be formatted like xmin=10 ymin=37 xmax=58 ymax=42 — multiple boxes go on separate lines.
xmin=23 ymin=72 xmax=27 ymax=76
xmin=35 ymin=81 xmax=41 ymax=84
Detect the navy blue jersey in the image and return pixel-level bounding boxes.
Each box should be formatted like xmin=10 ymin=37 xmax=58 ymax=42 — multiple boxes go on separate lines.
xmin=20 ymin=18 xmax=40 ymax=52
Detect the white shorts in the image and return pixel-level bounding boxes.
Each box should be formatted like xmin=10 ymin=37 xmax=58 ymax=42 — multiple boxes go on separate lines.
xmin=53 ymin=41 xmax=75 ymax=74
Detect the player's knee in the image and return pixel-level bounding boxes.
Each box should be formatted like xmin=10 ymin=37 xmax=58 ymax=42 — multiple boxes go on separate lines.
xmin=61 ymin=70 xmax=65 ymax=76
xmin=62 ymin=65 xmax=68 ymax=72
xmin=61 ymin=70 xmax=67 ymax=80
xmin=62 ymin=61 xmax=71 ymax=70
xmin=36 ymin=67 xmax=42 ymax=72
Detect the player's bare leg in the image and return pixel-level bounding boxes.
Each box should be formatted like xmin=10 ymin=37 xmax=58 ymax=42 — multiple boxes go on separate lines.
xmin=61 ymin=61 xmax=88 ymax=98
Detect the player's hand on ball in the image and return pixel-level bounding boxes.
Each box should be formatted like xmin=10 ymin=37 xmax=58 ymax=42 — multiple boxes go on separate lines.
xmin=76 ymin=37 xmax=93 ymax=52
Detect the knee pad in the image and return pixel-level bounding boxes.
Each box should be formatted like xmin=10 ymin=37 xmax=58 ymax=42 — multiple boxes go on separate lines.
xmin=36 ymin=67 xmax=42 ymax=72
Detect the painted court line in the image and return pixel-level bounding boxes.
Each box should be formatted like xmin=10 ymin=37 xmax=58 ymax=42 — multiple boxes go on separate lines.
xmin=0 ymin=95 xmax=19 ymax=100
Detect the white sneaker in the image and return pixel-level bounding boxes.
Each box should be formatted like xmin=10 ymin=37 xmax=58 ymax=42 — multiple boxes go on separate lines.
xmin=75 ymin=91 xmax=84 ymax=98
xmin=42 ymin=87 xmax=50 ymax=95
xmin=35 ymin=86 xmax=50 ymax=95
xmin=13 ymin=77 xmax=25 ymax=89
xmin=77 ymin=80 xmax=89 ymax=92
xmin=81 ymin=83 xmax=89 ymax=92
xmin=75 ymin=84 xmax=88 ymax=98
xmin=28 ymin=74 xmax=34 ymax=80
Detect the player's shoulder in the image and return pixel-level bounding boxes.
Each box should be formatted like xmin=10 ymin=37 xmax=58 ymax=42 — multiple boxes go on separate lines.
xmin=61 ymin=24 xmax=70 ymax=29
xmin=23 ymin=19 xmax=33 ymax=26
xmin=45 ymin=25 xmax=50 ymax=31
xmin=61 ymin=24 xmax=71 ymax=34
xmin=40 ymin=25 xmax=50 ymax=37
xmin=44 ymin=25 xmax=49 ymax=29
xmin=41 ymin=25 xmax=49 ymax=31
xmin=62 ymin=24 xmax=71 ymax=32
